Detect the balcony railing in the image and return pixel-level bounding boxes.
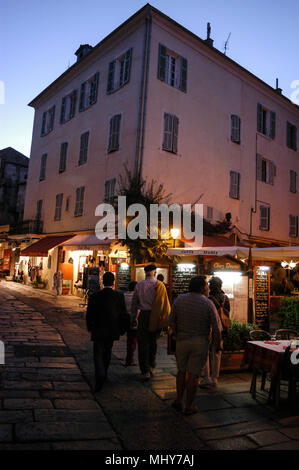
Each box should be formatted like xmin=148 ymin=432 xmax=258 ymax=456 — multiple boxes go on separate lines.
xmin=9 ymin=219 xmax=43 ymax=235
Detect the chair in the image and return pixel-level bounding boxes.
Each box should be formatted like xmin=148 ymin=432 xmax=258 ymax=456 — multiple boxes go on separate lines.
xmin=275 ymin=329 xmax=298 ymax=340
xmin=268 ymin=346 xmax=299 ymax=409
xmin=249 ymin=330 xmax=271 ymax=398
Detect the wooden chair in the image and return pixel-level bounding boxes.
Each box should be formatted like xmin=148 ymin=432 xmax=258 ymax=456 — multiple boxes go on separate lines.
xmin=249 ymin=330 xmax=271 ymax=398
xmin=275 ymin=329 xmax=298 ymax=340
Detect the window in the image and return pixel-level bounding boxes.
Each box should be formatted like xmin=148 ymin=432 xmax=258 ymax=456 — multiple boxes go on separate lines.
xmin=108 ymin=114 xmax=121 ymax=153
xmin=157 ymin=44 xmax=187 ymax=92
xmin=65 ymin=196 xmax=70 ymax=212
xmin=229 ymin=171 xmax=240 ymax=199
xmin=36 ymin=199 xmax=43 ymax=221
xmin=259 ymin=205 xmax=270 ymax=231
xmin=289 ymin=215 xmax=298 ymax=237
xmin=74 ymin=187 xmax=85 ymax=217
xmin=59 ymin=142 xmax=68 ymax=173
xmin=54 ymin=193 xmax=63 ymax=221
xmin=162 ymin=113 xmax=179 ymax=154
xmin=231 ymin=115 xmax=241 ymax=143
xmin=60 ymin=90 xmax=77 ymax=123
xmin=39 ymin=153 xmax=47 ymax=181
xmin=78 ymin=131 xmax=89 ymax=165
xmin=79 ymin=72 xmax=99 ymax=112
xmin=257 ymin=103 xmax=276 ymax=138
xmin=104 ymin=178 xmax=116 ymax=202
xmin=41 ymin=106 xmax=56 ymax=136
xmin=287 ymin=122 xmax=297 ymax=151
xmin=290 ymin=170 xmax=297 ymax=193
xmin=256 ymin=154 xmax=276 ymax=184
xmin=107 ymin=48 xmax=132 ymax=93
xmin=206 ymin=206 xmax=213 ymax=221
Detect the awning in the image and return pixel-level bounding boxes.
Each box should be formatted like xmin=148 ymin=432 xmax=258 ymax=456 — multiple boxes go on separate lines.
xmin=167 ymin=246 xmax=249 ymax=257
xmin=63 ymin=234 xmax=115 ymax=251
xmin=20 ymin=235 xmax=74 ymax=257
xmin=251 ymin=246 xmax=299 ymax=261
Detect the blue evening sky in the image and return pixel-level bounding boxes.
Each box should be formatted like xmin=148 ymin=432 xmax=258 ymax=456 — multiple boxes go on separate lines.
xmin=1 ymin=0 xmax=298 ymax=156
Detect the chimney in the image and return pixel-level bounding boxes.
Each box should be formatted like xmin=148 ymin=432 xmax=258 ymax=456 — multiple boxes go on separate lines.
xmin=205 ymin=22 xmax=214 ymax=47
xmin=75 ymin=44 xmax=93 ymax=62
xmin=275 ymin=78 xmax=282 ymax=95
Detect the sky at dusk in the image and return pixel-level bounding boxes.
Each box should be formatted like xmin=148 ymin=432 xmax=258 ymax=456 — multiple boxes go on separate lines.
xmin=1 ymin=0 xmax=298 ymax=157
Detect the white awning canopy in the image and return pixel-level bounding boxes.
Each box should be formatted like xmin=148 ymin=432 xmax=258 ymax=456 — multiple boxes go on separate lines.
xmin=63 ymin=234 xmax=115 ymax=251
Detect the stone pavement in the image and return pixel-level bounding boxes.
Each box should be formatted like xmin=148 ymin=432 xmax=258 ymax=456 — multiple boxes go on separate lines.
xmin=0 ymin=281 xmax=299 ymax=450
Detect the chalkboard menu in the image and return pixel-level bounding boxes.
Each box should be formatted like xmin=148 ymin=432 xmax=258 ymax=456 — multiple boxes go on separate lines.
xmin=172 ymin=265 xmax=198 ymax=301
xmin=254 ymin=267 xmax=270 ymax=330
xmin=116 ymin=265 xmax=131 ymax=292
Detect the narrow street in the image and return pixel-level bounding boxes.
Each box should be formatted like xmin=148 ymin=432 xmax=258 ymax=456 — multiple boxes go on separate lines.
xmin=0 ymin=282 xmax=299 ymax=451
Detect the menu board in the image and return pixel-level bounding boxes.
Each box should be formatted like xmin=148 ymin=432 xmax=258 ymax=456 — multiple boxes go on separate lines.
xmin=254 ymin=268 xmax=270 ymax=330
xmin=116 ymin=265 xmax=131 ymax=292
xmin=172 ymin=265 xmax=198 ymax=301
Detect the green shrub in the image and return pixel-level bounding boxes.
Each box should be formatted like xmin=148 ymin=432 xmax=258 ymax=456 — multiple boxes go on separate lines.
xmin=222 ymin=320 xmax=258 ymax=351
xmin=277 ymin=296 xmax=299 ymax=331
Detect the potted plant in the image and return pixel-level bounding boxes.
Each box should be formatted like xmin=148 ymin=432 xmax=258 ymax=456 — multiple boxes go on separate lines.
xmin=221 ymin=321 xmax=258 ymax=371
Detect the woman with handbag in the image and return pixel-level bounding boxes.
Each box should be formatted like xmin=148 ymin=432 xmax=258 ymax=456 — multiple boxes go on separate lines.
xmin=200 ymin=276 xmax=231 ymax=389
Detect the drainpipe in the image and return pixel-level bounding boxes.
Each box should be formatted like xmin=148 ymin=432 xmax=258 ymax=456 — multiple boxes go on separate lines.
xmin=248 ymin=133 xmax=258 ymax=323
xmin=134 ymin=8 xmax=152 ymax=179
xmin=249 ymin=133 xmax=258 ymax=237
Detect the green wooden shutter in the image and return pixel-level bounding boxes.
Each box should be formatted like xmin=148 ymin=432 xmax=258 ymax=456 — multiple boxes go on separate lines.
xmin=69 ymin=90 xmax=77 ymax=119
xmin=256 ymin=154 xmax=263 ymax=181
xmin=158 ymin=44 xmax=167 ymax=82
xmin=59 ymin=142 xmax=68 ymax=173
xmin=41 ymin=112 xmax=47 ymax=136
xmin=257 ymin=103 xmax=263 ymax=132
xmin=229 ymin=171 xmax=240 ymax=199
xmin=268 ymin=161 xmax=275 ymax=185
xmin=60 ymin=97 xmax=66 ymax=124
xmin=231 ymin=115 xmax=241 ymax=143
xmin=90 ymin=72 xmax=99 ymax=105
xmin=79 ymin=82 xmax=86 ymax=111
xmin=180 ymin=57 xmax=187 ymax=92
xmin=40 ymin=154 xmax=47 ymax=181
xmin=107 ymin=60 xmax=115 ymax=93
xmin=172 ymin=116 xmax=179 ymax=153
xmin=260 ymin=205 xmax=270 ymax=230
xmin=49 ymin=106 xmax=55 ymax=131
xmin=290 ymin=170 xmax=297 ymax=193
xmin=293 ymin=126 xmax=297 ymax=151
xmin=162 ymin=113 xmax=172 ymax=150
xmin=289 ymin=215 xmax=298 ymax=237
xmin=124 ymin=48 xmax=132 ymax=84
xmin=270 ymin=111 xmax=276 ymax=139
xmin=79 ymin=132 xmax=89 ymax=164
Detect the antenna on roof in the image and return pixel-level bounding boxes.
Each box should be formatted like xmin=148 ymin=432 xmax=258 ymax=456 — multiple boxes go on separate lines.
xmin=224 ymin=33 xmax=231 ymax=55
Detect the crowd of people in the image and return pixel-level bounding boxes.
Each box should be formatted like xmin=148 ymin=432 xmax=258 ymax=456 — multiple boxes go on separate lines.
xmin=86 ymin=265 xmax=230 ymax=415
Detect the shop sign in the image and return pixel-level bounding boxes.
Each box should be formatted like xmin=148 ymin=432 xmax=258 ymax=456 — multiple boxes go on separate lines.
xmin=209 ymin=256 xmax=242 ymax=271
xmin=2 ymin=249 xmax=11 ymax=270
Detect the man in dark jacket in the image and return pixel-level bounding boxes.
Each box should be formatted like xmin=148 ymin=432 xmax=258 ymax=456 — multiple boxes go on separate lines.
xmin=86 ymin=272 xmax=130 ymax=392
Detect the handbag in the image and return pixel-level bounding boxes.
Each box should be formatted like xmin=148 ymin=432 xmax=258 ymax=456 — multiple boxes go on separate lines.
xmin=210 ymin=295 xmax=231 ymax=330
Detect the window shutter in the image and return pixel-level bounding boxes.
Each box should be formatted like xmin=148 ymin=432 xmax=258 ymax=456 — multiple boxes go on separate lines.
xmin=40 ymin=154 xmax=47 ymax=181
xmin=41 ymin=112 xmax=47 ymax=136
xmin=180 ymin=57 xmax=187 ymax=92
xmin=60 ymin=97 xmax=66 ymax=124
xmin=54 ymin=193 xmax=63 ymax=221
xmin=59 ymin=142 xmax=68 ymax=172
xmin=36 ymin=200 xmax=43 ymax=221
xmin=293 ymin=126 xmax=297 ymax=151
xmin=107 ymin=60 xmax=115 ymax=93
xmin=270 ymin=111 xmax=276 ymax=139
xmin=124 ymin=48 xmax=132 ymax=84
xmin=260 ymin=205 xmax=270 ymax=230
xmin=257 ymin=103 xmax=263 ymax=132
xmin=108 ymin=114 xmax=121 ymax=152
xmin=231 ymin=115 xmax=241 ymax=143
xmin=289 ymin=215 xmax=298 ymax=237
xmin=172 ymin=116 xmax=179 ymax=153
xmin=69 ymin=90 xmax=77 ymax=119
xmin=75 ymin=187 xmax=84 ymax=216
xmin=163 ymin=113 xmax=172 ymax=150
xmin=90 ymin=72 xmax=99 ymax=105
xmin=79 ymin=82 xmax=86 ymax=111
xmin=268 ymin=161 xmax=275 ymax=185
xmin=49 ymin=106 xmax=55 ymax=131
xmin=256 ymin=154 xmax=263 ymax=181
xmin=290 ymin=170 xmax=297 ymax=193
xmin=229 ymin=171 xmax=240 ymax=199
xmin=158 ymin=44 xmax=167 ymax=82
xmin=79 ymin=132 xmax=89 ymax=164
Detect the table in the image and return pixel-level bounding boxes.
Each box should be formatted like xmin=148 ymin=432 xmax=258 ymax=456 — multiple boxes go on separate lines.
xmin=244 ymin=340 xmax=294 ymax=406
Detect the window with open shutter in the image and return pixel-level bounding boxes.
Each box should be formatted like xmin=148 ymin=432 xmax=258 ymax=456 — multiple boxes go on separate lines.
xmin=231 ymin=115 xmax=241 ymax=143
xmin=289 ymin=215 xmax=298 ymax=237
xmin=257 ymin=103 xmax=263 ymax=133
xmin=54 ymin=193 xmax=63 ymax=221
xmin=79 ymin=82 xmax=86 ymax=111
xmin=180 ymin=57 xmax=187 ymax=92
xmin=124 ymin=48 xmax=132 ymax=84
xmin=79 ymin=132 xmax=89 ymax=165
xmin=259 ymin=205 xmax=270 ymax=231
xmin=270 ymin=111 xmax=276 ymax=139
xmin=268 ymin=161 xmax=276 ymax=185
xmin=158 ymin=44 xmax=187 ymax=93
xmin=158 ymin=44 xmax=167 ymax=82
xmin=89 ymin=72 xmax=99 ymax=105
xmin=229 ymin=171 xmax=240 ymax=199
xmin=107 ymin=60 xmax=115 ymax=93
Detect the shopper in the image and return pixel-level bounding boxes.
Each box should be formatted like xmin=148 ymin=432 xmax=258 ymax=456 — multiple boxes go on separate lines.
xmin=169 ymin=275 xmax=222 ymax=415
xmin=86 ymin=272 xmax=130 ymax=392
xmin=124 ymin=280 xmax=138 ymax=366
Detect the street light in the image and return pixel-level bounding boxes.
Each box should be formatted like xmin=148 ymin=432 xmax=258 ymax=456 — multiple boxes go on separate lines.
xmin=170 ymin=228 xmax=180 ymax=248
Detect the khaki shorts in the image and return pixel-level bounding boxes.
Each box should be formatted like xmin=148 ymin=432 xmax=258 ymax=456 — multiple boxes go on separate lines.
xmin=175 ymin=336 xmax=209 ymax=376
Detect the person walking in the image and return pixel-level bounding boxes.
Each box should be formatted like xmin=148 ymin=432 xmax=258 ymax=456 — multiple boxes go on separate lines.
xmin=200 ymin=276 xmax=230 ymax=389
xmin=131 ymin=264 xmax=170 ymax=381
xmin=86 ymin=272 xmax=130 ymax=392
xmin=124 ymin=280 xmax=138 ymax=366
xmin=169 ymin=276 xmax=222 ymax=415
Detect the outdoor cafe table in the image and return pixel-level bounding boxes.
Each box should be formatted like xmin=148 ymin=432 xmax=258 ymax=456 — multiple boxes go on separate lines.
xmin=244 ymin=340 xmax=293 ymax=406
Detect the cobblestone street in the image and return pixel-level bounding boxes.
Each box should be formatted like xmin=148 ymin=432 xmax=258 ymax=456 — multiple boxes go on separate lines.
xmin=1 ymin=281 xmax=299 ymax=451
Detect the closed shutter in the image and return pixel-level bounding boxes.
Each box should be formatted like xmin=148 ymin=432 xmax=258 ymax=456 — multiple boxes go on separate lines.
xmin=270 ymin=111 xmax=276 ymax=139
xmin=231 ymin=115 xmax=241 ymax=143
xmin=107 ymin=60 xmax=115 ymax=93
xmin=49 ymin=106 xmax=55 ymax=131
xmin=172 ymin=116 xmax=179 ymax=153
xmin=162 ymin=113 xmax=173 ymax=151
xmin=54 ymin=193 xmax=63 ymax=221
xmin=90 ymin=72 xmax=99 ymax=105
xmin=36 ymin=200 xmax=43 ymax=221
xmin=69 ymin=90 xmax=77 ymax=119
xmin=260 ymin=205 xmax=270 ymax=230
xmin=59 ymin=142 xmax=68 ymax=172
xmin=79 ymin=132 xmax=89 ymax=165
xmin=40 ymin=154 xmax=47 ymax=181
xmin=60 ymin=97 xmax=66 ymax=124
xmin=293 ymin=126 xmax=297 ymax=151
xmin=290 ymin=170 xmax=297 ymax=193
xmin=41 ymin=112 xmax=47 ymax=136
xmin=108 ymin=114 xmax=121 ymax=152
xmin=75 ymin=187 xmax=85 ymax=216
xmin=124 ymin=48 xmax=132 ymax=84
xmin=104 ymin=179 xmax=116 ymax=202
xmin=289 ymin=215 xmax=298 ymax=237
xmin=256 ymin=154 xmax=263 ymax=181
xmin=79 ymin=82 xmax=86 ymax=111
xmin=229 ymin=171 xmax=240 ymax=199
xmin=268 ymin=161 xmax=276 ymax=185
xmin=180 ymin=57 xmax=187 ymax=92
xmin=257 ymin=103 xmax=263 ymax=133
xmin=158 ymin=44 xmax=167 ymax=82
